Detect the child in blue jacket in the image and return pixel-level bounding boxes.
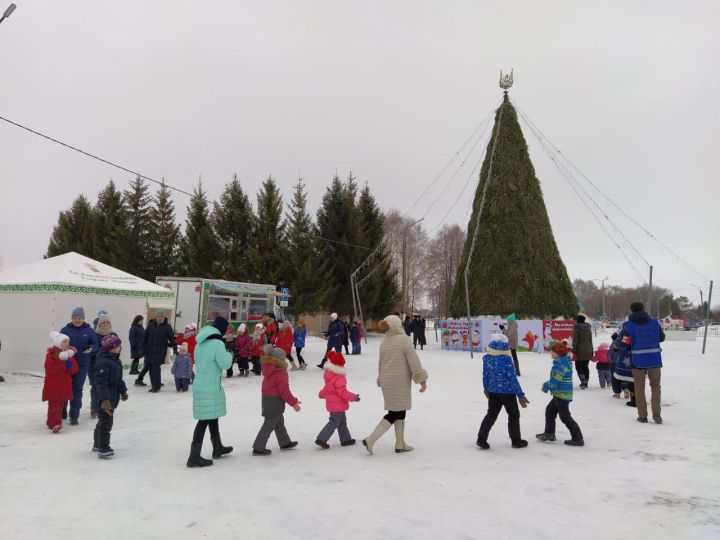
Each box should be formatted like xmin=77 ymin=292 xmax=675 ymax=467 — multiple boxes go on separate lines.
xmin=171 ymin=343 xmax=194 ymax=392
xmin=536 ymin=341 xmax=584 ymax=446
xmin=476 ymin=334 xmax=529 ymax=450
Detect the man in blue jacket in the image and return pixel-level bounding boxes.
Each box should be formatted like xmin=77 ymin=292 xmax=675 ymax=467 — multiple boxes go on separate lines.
xmin=620 ymin=302 xmax=665 ymax=424
xmin=60 ymin=307 xmax=98 ymax=425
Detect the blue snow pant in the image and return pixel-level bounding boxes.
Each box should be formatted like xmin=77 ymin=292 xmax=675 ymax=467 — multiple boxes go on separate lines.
xmin=597 ymin=368 xmax=612 ymax=388
xmin=352 ymin=341 xmax=361 ymax=354
xmin=175 ymin=377 xmax=190 ymax=391
xmin=69 ymin=359 xmax=90 ymax=419
xmin=317 ymin=412 xmax=352 ymax=444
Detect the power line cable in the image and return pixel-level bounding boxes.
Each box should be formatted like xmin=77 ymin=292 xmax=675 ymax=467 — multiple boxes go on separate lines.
xmin=406 ymin=109 xmax=494 ymax=217
xmin=427 ymin=136 xmax=489 ymax=235
xmin=0 ymin=115 xmax=375 ymax=252
xmin=418 ymin=113 xmax=494 ymax=221
xmin=512 ymin=102 xmax=710 ymax=283
xmin=0 ymin=115 xmax=195 ymax=197
xmin=517 ymin=108 xmax=649 ymax=283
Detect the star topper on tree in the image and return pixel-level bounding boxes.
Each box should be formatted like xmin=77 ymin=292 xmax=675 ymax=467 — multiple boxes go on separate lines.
xmin=499 ymin=69 xmax=514 ymax=101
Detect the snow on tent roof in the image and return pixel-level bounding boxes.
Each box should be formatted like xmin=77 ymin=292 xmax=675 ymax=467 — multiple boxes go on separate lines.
xmin=0 ymin=252 xmax=174 ymax=298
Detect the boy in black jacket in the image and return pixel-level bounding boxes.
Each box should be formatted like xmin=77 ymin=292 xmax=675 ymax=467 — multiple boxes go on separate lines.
xmin=93 ymin=334 xmax=129 ymax=459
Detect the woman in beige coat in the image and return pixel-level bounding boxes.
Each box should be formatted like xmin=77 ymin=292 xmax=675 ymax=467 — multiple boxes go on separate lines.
xmin=363 ymin=315 xmax=428 ymax=455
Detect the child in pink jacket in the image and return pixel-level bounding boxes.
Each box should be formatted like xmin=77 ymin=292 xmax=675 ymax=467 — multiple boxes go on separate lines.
xmin=315 ymin=351 xmax=360 ymax=449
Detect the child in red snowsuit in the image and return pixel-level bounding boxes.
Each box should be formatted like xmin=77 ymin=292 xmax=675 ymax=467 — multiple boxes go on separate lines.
xmin=275 ymin=321 xmax=298 ymax=370
xmin=43 ymin=332 xmax=79 ymax=432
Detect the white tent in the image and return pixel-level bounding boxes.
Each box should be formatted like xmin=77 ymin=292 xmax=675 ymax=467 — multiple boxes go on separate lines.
xmin=0 ymin=252 xmax=175 ymax=374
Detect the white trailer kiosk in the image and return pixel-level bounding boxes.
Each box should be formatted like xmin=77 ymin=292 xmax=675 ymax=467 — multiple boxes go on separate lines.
xmin=156 ymin=277 xmax=282 ymax=331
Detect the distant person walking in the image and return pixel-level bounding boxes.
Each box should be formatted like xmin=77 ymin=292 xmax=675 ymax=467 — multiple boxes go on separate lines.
xmin=128 ymin=315 xmax=145 ymax=375
xmin=139 ymin=309 xmax=177 ymax=393
xmin=501 ymin=313 xmax=520 ymax=376
xmin=572 ymin=315 xmax=594 ymax=389
xmin=411 ymin=315 xmax=427 ymax=351
xmin=317 ymin=313 xmax=343 ymax=368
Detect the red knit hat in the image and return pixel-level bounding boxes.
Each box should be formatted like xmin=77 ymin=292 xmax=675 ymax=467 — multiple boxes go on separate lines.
xmin=327 ymin=350 xmax=346 ymax=367
xmin=550 ymin=340 xmax=571 ymax=356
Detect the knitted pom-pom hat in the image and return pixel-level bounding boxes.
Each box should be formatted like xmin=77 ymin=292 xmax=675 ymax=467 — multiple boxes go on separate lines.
xmin=49 ymin=331 xmax=70 ymax=348
xmin=550 ymin=340 xmax=571 ymax=356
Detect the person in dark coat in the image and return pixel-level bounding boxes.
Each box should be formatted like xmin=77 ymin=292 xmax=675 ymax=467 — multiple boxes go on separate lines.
xmin=341 ymin=318 xmax=351 ymax=355
xmin=317 ymin=313 xmax=344 ymax=368
xmin=93 ymin=334 xmax=129 ymax=459
xmin=572 ymin=315 xmax=594 ymax=389
xmin=411 ymin=315 xmax=427 ymax=350
xmin=138 ymin=309 xmax=177 ymax=393
xmin=59 ymin=307 xmax=99 ymax=425
xmin=403 ymin=316 xmax=412 ymax=336
xmin=350 ymin=321 xmax=361 ymax=355
xmin=128 ymin=315 xmax=145 ymax=375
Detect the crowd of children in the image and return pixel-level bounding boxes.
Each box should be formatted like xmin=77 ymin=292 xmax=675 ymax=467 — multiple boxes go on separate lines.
xmin=41 ymin=303 xmax=664 ymax=464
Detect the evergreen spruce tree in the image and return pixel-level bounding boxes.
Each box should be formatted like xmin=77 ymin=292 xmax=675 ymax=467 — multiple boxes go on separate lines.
xmin=179 ymin=181 xmax=218 ymax=278
xmin=92 ymin=180 xmax=128 ymax=269
xmin=316 ymin=174 xmax=367 ymax=315
xmin=124 ymin=176 xmax=153 ymax=280
xmin=46 ymin=195 xmax=96 ymax=258
xmin=212 ymin=174 xmax=255 ymax=281
xmin=357 ymin=184 xmax=398 ymax=320
xmin=284 ymin=178 xmax=332 ymax=315
xmin=148 ymin=180 xmax=181 ymax=278
xmin=450 ymin=96 xmax=577 ymax=317
xmin=247 ymin=176 xmax=287 ymax=286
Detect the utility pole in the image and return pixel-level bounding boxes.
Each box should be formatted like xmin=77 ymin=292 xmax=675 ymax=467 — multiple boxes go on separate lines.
xmin=592 ymin=276 xmax=608 ymax=320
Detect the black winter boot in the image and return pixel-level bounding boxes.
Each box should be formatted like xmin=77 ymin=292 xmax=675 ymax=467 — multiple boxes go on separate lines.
xmin=187 ymin=442 xmax=213 ymax=468
xmin=211 ymin=436 xmax=233 ymax=459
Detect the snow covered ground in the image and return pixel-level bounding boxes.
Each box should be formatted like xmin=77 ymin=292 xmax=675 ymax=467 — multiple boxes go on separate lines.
xmin=1 ymin=331 xmax=718 ymax=540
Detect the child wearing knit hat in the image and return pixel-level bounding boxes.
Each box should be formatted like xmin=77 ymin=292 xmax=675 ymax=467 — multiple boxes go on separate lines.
xmin=536 ymin=341 xmax=584 ymax=446
xmin=315 ymin=351 xmax=360 ymax=449
xmin=251 ymin=345 xmax=301 ymax=456
xmin=92 ymin=334 xmax=129 ymax=458
xmin=43 ymin=332 xmax=79 ymax=433
xmin=476 ymin=333 xmax=529 ymax=450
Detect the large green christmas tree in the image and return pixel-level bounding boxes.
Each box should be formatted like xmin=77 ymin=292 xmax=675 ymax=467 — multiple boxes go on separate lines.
xmin=450 ymin=95 xmax=577 ymax=318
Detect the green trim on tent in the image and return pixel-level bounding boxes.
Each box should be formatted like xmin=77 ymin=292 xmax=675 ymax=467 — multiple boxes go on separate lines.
xmin=0 ymin=283 xmax=174 ymax=298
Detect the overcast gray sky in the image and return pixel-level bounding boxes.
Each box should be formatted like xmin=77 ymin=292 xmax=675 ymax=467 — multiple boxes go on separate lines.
xmin=1 ymin=0 xmax=718 ymax=301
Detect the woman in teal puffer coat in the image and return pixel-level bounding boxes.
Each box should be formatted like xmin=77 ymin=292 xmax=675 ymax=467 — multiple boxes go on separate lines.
xmin=186 ymin=317 xmax=234 ymax=468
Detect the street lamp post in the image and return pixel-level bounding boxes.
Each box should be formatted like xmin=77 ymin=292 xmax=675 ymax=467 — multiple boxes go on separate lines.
xmin=690 ymin=283 xmax=704 ymax=315
xmin=591 ymin=276 xmax=609 ymax=321
xmin=0 ymin=3 xmax=16 ymax=25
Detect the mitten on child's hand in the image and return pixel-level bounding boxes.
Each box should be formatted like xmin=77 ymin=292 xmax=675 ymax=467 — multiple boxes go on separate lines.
xmin=120 ymin=393 xmax=128 ymax=401
xmin=518 ymin=396 xmax=530 ymax=408
xmin=101 ymin=400 xmax=112 ymax=413
xmin=354 ymin=395 xmax=361 ymax=402
xmin=64 ymin=360 xmax=74 ymax=369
